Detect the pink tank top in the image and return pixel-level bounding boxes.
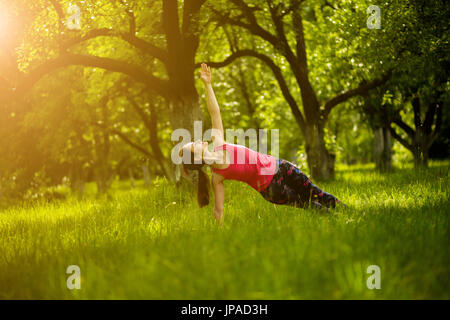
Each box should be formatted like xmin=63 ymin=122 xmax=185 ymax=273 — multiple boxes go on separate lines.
xmin=212 ymin=143 xmax=277 ymax=192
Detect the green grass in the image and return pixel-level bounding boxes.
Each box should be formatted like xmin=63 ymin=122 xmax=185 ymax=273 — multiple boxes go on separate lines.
xmin=0 ymin=162 xmax=448 ymax=299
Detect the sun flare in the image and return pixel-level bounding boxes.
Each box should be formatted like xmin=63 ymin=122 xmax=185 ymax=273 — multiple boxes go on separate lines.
xmin=0 ymin=9 xmax=10 ymax=42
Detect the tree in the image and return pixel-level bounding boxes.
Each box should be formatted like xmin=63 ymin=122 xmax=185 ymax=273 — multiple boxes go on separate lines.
xmin=384 ymin=0 xmax=449 ymax=167
xmin=360 ymin=87 xmax=394 ymax=172
xmin=390 ymin=93 xmax=445 ymax=167
xmin=3 ymin=0 xmax=211 ymax=178
xmin=206 ymin=0 xmax=391 ymax=180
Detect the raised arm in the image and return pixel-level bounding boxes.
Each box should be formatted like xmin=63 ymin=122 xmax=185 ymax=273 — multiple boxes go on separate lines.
xmin=200 ymin=63 xmax=224 ymax=144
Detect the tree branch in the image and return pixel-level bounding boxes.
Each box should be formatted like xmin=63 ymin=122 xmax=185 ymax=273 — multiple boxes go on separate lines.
xmin=427 ymin=102 xmax=443 ymax=149
xmin=292 ymin=3 xmax=308 ymax=70
xmin=91 ymin=120 xmax=154 ymax=158
xmin=267 ymin=0 xmax=288 ymax=44
xmin=124 ymin=94 xmax=171 ymax=178
xmin=61 ymin=29 xmax=168 ymax=65
xmin=195 ymin=49 xmax=249 ymax=68
xmin=210 ymin=0 xmax=280 ymax=48
xmin=16 ymin=53 xmax=170 ymax=97
xmin=423 ymin=102 xmax=437 ymax=135
xmin=49 ymin=0 xmax=64 ymax=31
xmin=321 ymin=1 xmax=337 ymax=11
xmin=281 ymin=0 xmax=305 ymax=18
xmin=182 ymin=0 xmax=208 ymax=35
xmin=162 ymin=0 xmax=182 ymax=55
xmin=392 ymin=117 xmax=415 ymax=138
xmin=111 ymin=129 xmax=154 ymax=158
xmin=323 ymin=70 xmax=392 ymax=117
xmin=199 ymin=49 xmax=307 ymax=135
xmin=389 ymin=126 xmax=413 ymax=152
xmin=118 ymin=0 xmax=136 ymax=35
xmin=210 ymin=0 xmax=316 ymax=123
xmin=125 ymin=94 xmax=152 ymax=131
xmin=412 ymin=96 xmax=422 ymax=130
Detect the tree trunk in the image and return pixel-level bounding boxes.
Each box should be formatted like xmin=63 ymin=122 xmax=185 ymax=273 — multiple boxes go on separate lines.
xmin=95 ymin=166 xmax=110 ymax=194
xmin=69 ymin=162 xmax=85 ymax=198
xmin=129 ymin=168 xmax=136 ymax=189
xmin=162 ymin=0 xmax=204 ymax=183
xmin=411 ymin=97 xmax=436 ymax=168
xmin=93 ymin=115 xmax=112 ymax=194
xmin=391 ymin=97 xmax=442 ymax=168
xmin=373 ymin=127 xmax=383 ymax=169
xmin=413 ymin=128 xmax=429 ymax=167
xmin=305 ymin=123 xmax=335 ymax=180
xmin=167 ymin=86 xmax=203 ymax=183
xmin=373 ymin=127 xmax=392 ymax=172
xmin=412 ymin=97 xmax=426 ymax=167
xmin=142 ymin=164 xmax=151 ymax=187
xmin=147 ymin=102 xmax=172 ymax=180
xmin=382 ymin=126 xmax=393 ymax=171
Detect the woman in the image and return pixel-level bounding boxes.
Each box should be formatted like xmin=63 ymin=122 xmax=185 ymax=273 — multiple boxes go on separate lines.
xmin=180 ymin=63 xmax=343 ymax=224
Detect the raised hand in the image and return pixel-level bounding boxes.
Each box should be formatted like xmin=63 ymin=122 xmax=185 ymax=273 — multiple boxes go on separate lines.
xmin=200 ymin=63 xmax=211 ymax=84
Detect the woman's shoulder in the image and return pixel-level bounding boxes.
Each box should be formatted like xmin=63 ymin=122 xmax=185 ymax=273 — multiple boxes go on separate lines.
xmin=211 ymin=171 xmax=226 ymax=183
xmin=212 ymin=140 xmax=227 ymax=151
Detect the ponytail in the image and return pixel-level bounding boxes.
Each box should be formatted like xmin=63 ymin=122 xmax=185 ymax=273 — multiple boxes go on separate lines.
xmin=196 ymin=168 xmax=210 ymax=208
xmin=181 ymin=154 xmax=210 ymax=208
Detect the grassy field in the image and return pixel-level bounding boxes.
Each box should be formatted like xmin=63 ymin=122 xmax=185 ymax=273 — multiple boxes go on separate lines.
xmin=0 ymin=162 xmax=448 ymax=299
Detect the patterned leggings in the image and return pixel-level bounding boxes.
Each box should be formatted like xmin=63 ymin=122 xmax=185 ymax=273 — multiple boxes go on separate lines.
xmin=260 ymin=159 xmax=340 ymax=209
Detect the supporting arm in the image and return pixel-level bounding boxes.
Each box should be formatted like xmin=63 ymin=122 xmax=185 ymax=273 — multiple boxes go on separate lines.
xmin=212 ymin=173 xmax=225 ymax=225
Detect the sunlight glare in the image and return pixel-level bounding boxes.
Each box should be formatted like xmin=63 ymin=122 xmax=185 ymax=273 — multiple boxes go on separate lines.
xmin=0 ymin=6 xmax=11 ymax=43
